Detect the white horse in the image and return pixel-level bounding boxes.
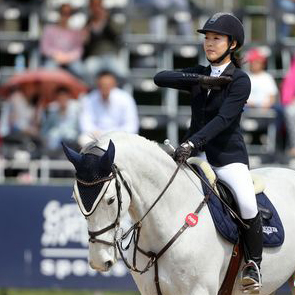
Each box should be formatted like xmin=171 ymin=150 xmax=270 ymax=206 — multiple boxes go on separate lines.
xmin=63 ymin=132 xmax=295 ymax=295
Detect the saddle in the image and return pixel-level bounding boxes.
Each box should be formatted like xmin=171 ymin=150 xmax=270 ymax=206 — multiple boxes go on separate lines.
xmin=217 ymin=179 xmax=273 ymax=221
xmin=187 ymin=157 xmax=285 ymax=247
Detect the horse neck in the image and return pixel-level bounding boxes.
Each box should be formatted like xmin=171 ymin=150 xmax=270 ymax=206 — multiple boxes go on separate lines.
xmin=115 ymin=139 xmax=206 ymax=246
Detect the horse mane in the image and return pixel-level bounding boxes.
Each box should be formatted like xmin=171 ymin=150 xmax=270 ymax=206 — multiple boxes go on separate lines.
xmin=84 ymin=132 xmax=175 ymax=169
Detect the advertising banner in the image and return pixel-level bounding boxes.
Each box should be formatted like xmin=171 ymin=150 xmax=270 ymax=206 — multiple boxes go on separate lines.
xmin=0 ymin=185 xmax=136 ymax=290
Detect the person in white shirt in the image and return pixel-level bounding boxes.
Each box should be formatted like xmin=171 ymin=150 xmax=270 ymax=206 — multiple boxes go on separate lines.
xmin=246 ymin=48 xmax=278 ymax=108
xmin=245 ymin=47 xmax=285 ymax=148
xmin=79 ymin=70 xmax=139 ymax=145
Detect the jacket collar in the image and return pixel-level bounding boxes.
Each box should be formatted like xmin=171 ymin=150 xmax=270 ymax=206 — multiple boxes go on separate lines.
xmin=221 ymin=62 xmax=236 ymax=77
xmin=204 ymin=62 xmax=236 ymax=77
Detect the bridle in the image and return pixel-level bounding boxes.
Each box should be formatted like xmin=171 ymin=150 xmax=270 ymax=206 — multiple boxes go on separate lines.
xmin=73 ymin=164 xmax=132 ymax=251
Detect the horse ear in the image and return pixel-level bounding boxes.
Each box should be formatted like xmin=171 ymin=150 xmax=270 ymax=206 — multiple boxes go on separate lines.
xmin=100 ymin=140 xmax=115 ymax=171
xmin=62 ymin=142 xmax=83 ymax=170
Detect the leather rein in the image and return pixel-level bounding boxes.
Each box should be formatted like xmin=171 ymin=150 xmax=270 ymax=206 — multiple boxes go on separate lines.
xmin=83 ymin=162 xmax=211 ymax=295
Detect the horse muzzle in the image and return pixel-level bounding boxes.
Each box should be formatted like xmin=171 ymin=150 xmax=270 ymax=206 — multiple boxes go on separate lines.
xmin=89 ymin=258 xmax=115 ymax=272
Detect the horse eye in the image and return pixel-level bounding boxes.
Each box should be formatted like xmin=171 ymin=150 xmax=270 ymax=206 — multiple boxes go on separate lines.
xmin=107 ymin=196 xmax=116 ymax=205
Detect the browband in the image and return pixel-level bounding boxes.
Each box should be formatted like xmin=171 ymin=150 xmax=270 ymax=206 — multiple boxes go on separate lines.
xmin=76 ymin=174 xmax=115 ymax=186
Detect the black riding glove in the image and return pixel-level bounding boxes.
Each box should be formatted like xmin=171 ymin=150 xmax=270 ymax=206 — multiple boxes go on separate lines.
xmin=173 ymin=141 xmax=194 ymax=164
xmin=198 ymin=75 xmax=233 ymax=90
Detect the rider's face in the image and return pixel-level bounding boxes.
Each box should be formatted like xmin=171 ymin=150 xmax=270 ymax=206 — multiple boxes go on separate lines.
xmin=203 ymin=32 xmax=231 ymax=64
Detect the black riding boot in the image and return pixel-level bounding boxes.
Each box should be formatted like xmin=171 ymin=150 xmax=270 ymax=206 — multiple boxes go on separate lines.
xmin=241 ymin=212 xmax=263 ymax=293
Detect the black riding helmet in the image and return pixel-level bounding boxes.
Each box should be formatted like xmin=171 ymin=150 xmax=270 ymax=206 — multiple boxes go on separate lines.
xmin=197 ymin=13 xmax=244 ymax=64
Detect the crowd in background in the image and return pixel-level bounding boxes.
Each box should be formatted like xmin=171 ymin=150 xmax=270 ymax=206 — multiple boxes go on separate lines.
xmin=1 ymin=0 xmax=295 ymax=166
xmin=0 ymin=0 xmax=140 ymax=162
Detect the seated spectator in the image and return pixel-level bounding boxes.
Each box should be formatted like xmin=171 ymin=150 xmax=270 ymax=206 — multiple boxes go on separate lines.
xmin=245 ymin=48 xmax=278 ymax=108
xmin=40 ymin=3 xmax=86 ymax=80
xmin=0 ymin=85 xmax=42 ymax=159
xmin=41 ymin=87 xmax=80 ymax=157
xmin=281 ymin=56 xmax=295 ymax=157
xmin=79 ymin=70 xmax=139 ymax=145
xmin=83 ymin=0 xmax=127 ymax=86
xmin=134 ymin=0 xmax=194 ymax=37
xmin=245 ymin=47 xmax=285 ymax=136
xmin=274 ymin=0 xmax=295 ymax=39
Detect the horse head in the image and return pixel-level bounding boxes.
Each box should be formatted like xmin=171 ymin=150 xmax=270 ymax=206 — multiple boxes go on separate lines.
xmin=63 ymin=140 xmax=132 ymax=272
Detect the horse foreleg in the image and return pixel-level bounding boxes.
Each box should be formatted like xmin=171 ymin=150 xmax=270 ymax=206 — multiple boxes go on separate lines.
xmin=288 ymin=272 xmax=295 ymax=295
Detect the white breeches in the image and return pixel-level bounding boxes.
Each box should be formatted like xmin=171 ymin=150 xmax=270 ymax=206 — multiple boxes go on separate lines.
xmin=200 ymin=154 xmax=258 ymax=219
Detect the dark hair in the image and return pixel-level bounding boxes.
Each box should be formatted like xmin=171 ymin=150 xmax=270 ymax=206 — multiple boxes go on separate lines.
xmin=59 ymin=3 xmax=73 ymax=15
xmin=95 ymin=70 xmax=118 ymax=81
xmin=89 ymin=0 xmax=103 ymax=4
xmin=55 ymin=86 xmax=71 ymax=95
xmin=230 ymin=52 xmax=242 ymax=68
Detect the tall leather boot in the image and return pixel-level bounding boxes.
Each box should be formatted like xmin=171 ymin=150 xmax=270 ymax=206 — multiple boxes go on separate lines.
xmin=240 ymin=212 xmax=263 ymax=293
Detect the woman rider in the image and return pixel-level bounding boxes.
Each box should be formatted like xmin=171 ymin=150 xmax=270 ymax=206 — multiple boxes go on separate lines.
xmin=154 ymin=12 xmax=263 ymax=293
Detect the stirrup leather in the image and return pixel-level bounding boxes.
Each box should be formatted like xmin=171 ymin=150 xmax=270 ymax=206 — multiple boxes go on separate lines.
xmin=240 ymin=260 xmax=262 ymax=294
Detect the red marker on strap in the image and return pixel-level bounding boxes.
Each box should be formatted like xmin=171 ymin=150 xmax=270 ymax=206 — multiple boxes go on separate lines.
xmin=185 ymin=213 xmax=198 ymax=227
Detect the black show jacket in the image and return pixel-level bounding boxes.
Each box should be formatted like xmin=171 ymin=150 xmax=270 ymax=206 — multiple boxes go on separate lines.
xmin=154 ymin=62 xmax=251 ymax=167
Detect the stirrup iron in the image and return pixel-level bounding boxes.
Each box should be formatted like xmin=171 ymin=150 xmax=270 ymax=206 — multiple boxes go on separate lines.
xmin=240 ymin=260 xmax=262 ymax=294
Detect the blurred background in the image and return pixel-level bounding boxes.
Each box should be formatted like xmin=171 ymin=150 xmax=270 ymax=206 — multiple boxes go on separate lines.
xmin=0 ymin=0 xmax=295 ymax=294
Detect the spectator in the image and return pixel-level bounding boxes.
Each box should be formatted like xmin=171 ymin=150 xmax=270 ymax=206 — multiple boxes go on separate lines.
xmin=41 ymin=87 xmax=80 ymax=157
xmin=244 ymin=47 xmax=285 ymax=137
xmin=79 ymin=71 xmax=139 ymax=145
xmin=281 ymin=56 xmax=295 ymax=157
xmin=274 ymin=0 xmax=295 ymax=39
xmin=134 ymin=0 xmax=194 ymax=37
xmin=83 ymin=0 xmax=127 ymax=86
xmin=0 ymin=85 xmax=42 ymax=158
xmin=40 ymin=3 xmax=86 ymax=80
xmin=245 ymin=47 xmax=278 ymax=108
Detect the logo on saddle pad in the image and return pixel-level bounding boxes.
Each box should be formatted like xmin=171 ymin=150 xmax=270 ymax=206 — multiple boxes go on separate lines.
xmin=186 ymin=213 xmax=199 ymax=227
xmin=262 ymin=226 xmax=278 ymax=235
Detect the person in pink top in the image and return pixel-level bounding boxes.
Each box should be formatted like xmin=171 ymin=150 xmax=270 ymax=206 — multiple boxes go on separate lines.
xmin=281 ymin=56 xmax=295 ymax=157
xmin=40 ymin=3 xmax=86 ymax=80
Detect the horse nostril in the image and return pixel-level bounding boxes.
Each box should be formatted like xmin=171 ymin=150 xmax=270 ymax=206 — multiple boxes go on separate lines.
xmin=105 ymin=260 xmax=113 ymax=269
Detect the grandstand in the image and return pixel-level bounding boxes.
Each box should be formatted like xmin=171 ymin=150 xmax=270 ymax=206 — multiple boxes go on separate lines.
xmin=0 ymin=0 xmax=295 ymax=183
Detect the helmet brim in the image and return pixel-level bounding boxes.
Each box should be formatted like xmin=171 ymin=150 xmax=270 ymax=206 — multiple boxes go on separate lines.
xmin=197 ymin=28 xmax=231 ymax=36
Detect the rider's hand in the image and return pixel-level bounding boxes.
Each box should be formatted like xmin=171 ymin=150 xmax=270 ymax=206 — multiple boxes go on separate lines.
xmin=173 ymin=141 xmax=194 ymax=164
xmin=197 ymin=75 xmax=232 ymax=90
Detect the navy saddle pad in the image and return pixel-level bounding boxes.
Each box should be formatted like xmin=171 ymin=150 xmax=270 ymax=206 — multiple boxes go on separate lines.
xmin=196 ymin=167 xmax=285 ymax=247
